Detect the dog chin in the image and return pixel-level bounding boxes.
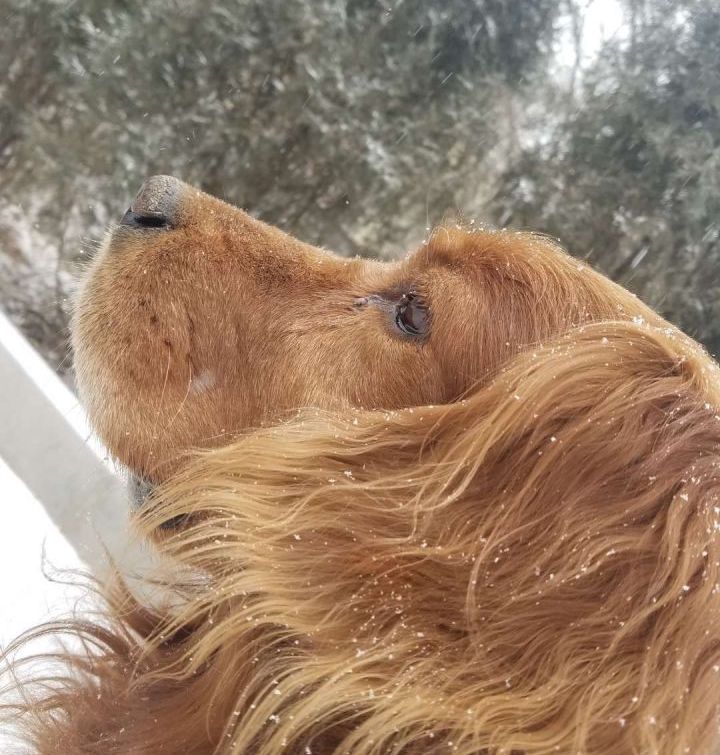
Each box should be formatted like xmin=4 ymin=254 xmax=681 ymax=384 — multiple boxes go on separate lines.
xmin=125 ymin=468 xmax=190 ymax=529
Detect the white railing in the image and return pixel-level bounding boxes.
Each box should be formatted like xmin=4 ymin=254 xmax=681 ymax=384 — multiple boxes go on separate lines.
xmin=0 ymin=309 xmax=137 ymax=575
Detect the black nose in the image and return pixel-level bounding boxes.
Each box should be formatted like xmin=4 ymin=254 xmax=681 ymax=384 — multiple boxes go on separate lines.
xmin=119 ymin=175 xmax=183 ymax=229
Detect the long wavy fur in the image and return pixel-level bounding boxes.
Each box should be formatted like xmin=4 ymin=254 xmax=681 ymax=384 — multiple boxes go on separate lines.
xmin=4 ymin=318 xmax=720 ymax=753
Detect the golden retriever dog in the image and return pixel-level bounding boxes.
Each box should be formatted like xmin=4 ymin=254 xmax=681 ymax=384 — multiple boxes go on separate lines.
xmin=5 ymin=175 xmax=720 ymax=754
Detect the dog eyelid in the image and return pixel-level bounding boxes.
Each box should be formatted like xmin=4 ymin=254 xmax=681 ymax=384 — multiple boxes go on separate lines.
xmin=395 ymin=292 xmax=430 ymax=337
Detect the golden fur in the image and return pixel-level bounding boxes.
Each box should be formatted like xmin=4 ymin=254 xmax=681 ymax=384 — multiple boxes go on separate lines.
xmin=4 ymin=179 xmax=720 ymax=753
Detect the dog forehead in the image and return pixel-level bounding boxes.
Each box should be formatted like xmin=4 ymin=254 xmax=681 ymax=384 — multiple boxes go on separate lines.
xmin=401 ymin=229 xmax=524 ymax=305
xmin=421 ymin=226 xmax=568 ymax=269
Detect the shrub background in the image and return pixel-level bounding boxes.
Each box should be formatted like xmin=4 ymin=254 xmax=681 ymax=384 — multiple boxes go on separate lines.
xmin=1 ymin=0 xmax=718 ymax=369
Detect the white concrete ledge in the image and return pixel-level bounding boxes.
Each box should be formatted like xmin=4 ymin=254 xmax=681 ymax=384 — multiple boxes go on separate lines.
xmin=0 ymin=310 xmax=136 ymax=574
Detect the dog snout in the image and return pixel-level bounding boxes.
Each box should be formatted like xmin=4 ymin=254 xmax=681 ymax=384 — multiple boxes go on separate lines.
xmin=119 ymin=175 xmax=183 ymax=230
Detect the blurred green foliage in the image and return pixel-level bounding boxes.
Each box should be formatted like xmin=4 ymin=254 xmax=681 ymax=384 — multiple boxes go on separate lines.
xmin=494 ymin=0 xmax=720 ymax=353
xmin=0 ymin=0 xmax=718 ymax=364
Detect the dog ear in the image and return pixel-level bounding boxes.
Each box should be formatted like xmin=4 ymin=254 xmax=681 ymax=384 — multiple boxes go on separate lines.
xmin=418 ymin=319 xmax=720 ymax=754
xmin=144 ymin=320 xmax=720 ymax=754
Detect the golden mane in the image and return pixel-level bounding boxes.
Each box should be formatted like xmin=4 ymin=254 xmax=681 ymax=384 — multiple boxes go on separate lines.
xmin=6 ymin=321 xmax=720 ymax=754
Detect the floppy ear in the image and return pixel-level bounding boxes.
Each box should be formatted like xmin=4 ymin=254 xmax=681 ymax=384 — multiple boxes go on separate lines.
xmin=138 ymin=320 xmax=720 ymax=754
xmin=417 ymin=319 xmax=720 ymax=754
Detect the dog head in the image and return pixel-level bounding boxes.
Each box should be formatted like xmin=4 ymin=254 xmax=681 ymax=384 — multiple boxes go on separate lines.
xmin=73 ymin=175 xmax=652 ymax=482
